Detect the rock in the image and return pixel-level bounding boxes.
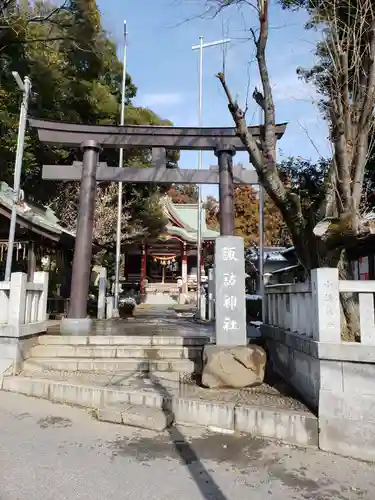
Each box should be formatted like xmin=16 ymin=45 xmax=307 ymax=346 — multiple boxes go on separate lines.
xmin=201 ymin=344 xmax=267 ymax=389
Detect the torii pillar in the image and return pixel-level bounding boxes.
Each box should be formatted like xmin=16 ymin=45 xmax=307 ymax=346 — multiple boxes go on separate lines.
xmin=60 ymin=140 xmax=101 ymax=334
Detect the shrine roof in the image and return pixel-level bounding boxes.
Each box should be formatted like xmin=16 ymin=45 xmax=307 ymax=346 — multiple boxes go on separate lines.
xmin=163 ymin=197 xmax=219 ymax=242
xmin=0 ymin=182 xmax=75 ymax=244
xmin=246 ymin=246 xmax=288 ymax=262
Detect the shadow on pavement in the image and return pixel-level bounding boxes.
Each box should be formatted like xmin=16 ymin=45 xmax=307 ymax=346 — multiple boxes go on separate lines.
xmin=150 ymin=373 xmax=228 ymax=500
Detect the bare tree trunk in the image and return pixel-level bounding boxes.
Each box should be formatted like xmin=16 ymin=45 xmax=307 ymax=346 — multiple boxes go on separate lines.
xmin=210 ymin=0 xmax=375 ymax=340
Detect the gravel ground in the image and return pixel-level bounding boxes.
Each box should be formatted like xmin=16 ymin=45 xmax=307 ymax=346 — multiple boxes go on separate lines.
xmin=0 ymin=391 xmax=374 ymax=500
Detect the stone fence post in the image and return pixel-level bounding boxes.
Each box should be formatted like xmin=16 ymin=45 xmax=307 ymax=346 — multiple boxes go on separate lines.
xmin=106 ymin=296 xmax=114 ymax=319
xmin=8 ymin=273 xmax=27 ymax=331
xmin=34 ymin=271 xmax=49 ymax=322
xmin=207 ymin=267 xmax=215 ymax=321
xmin=311 ymin=267 xmax=341 ymax=343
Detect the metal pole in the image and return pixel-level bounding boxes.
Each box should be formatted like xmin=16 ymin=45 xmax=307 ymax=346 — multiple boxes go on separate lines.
xmin=259 ymin=185 xmax=265 ymax=321
xmin=259 ymin=105 xmax=265 ymax=321
xmin=191 ymin=36 xmax=231 ymax=311
xmin=196 ymin=35 xmax=203 ymax=309
xmin=114 ymin=20 xmax=128 ymax=312
xmin=5 ymin=75 xmax=32 ymax=281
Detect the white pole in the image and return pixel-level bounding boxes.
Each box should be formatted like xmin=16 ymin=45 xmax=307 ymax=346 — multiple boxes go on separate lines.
xmin=259 ymin=107 xmax=265 ymax=321
xmin=192 ymin=36 xmax=231 ymax=314
xmin=5 ymin=74 xmax=32 ymax=281
xmin=196 ymin=35 xmax=203 ymax=311
xmin=114 ymin=20 xmax=128 ymax=312
xmin=259 ymin=185 xmax=265 ymax=318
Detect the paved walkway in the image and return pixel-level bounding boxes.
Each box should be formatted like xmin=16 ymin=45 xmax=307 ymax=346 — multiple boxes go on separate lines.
xmin=0 ymin=391 xmax=373 ymax=499
xmin=47 ymin=311 xmax=214 ymax=337
xmin=144 ymin=293 xmax=178 ymax=306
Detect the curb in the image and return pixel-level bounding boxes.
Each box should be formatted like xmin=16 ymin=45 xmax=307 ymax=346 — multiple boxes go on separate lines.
xmin=2 ymin=375 xmax=318 ymax=448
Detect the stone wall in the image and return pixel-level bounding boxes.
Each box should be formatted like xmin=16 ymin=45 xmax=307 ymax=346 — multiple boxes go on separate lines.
xmin=0 ymin=335 xmax=40 ymax=378
xmin=262 ymin=324 xmax=375 ymax=461
xmin=0 ymin=271 xmax=49 ymax=377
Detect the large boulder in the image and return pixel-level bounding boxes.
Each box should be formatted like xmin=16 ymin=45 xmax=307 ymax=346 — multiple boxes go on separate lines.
xmin=201 ymin=344 xmax=267 ymax=389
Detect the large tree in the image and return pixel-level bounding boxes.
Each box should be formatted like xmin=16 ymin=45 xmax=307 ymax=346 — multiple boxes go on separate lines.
xmin=0 ymin=0 xmax=174 ymax=249
xmin=201 ymin=0 xmax=375 ymax=336
xmin=204 ymin=182 xmax=292 ymax=247
xmin=168 ymin=185 xmax=199 ymax=204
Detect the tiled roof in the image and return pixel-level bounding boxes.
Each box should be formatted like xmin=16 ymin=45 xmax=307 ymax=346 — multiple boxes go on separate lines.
xmin=0 ymin=182 xmax=75 ymax=240
xmin=246 ymin=246 xmax=287 ymax=262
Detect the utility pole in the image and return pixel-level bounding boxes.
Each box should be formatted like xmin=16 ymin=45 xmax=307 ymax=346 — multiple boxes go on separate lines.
xmin=192 ymin=36 xmax=230 ymax=312
xmin=258 ymin=107 xmax=265 ymax=321
xmin=5 ymin=73 xmax=32 ymax=281
xmin=114 ymin=20 xmax=128 ymax=312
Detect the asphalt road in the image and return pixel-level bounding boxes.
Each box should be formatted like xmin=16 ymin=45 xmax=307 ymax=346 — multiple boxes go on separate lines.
xmin=0 ymin=391 xmax=374 ymax=500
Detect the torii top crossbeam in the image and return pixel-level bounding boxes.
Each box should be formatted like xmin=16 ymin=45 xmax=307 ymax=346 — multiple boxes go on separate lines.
xmin=29 ymin=118 xmax=287 ymax=151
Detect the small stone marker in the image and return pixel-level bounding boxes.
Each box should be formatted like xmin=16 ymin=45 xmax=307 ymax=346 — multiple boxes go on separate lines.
xmin=215 ymin=236 xmax=246 ymax=346
xmin=97 ymin=267 xmax=107 ymax=320
xmin=208 ymin=268 xmax=215 ymax=321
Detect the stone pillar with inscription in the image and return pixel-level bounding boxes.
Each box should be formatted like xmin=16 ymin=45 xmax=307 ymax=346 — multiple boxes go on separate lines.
xmin=214 ymin=236 xmax=247 ymax=346
xmin=201 ymin=236 xmax=267 ymax=389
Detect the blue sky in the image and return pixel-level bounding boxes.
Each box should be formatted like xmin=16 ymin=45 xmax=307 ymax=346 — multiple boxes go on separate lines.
xmin=97 ymin=0 xmax=330 ymax=198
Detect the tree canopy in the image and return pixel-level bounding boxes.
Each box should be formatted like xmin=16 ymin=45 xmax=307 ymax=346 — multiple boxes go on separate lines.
xmin=0 ymin=0 xmax=175 ymax=250
xmin=168 ymin=185 xmax=199 ymax=204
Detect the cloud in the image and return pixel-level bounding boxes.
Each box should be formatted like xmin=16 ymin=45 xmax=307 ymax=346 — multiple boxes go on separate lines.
xmin=136 ymin=92 xmax=184 ymax=108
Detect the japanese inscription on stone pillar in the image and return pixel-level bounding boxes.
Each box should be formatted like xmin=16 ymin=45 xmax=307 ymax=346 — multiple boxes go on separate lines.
xmin=215 ymin=236 xmax=247 ymax=346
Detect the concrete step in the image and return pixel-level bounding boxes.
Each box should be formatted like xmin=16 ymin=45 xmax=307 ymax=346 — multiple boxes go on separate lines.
xmin=38 ymin=335 xmax=212 ymax=347
xmin=22 ymin=357 xmax=199 ymax=374
xmin=96 ymin=404 xmax=174 ymax=431
xmin=29 ymin=344 xmax=203 ymax=359
xmin=2 ymin=374 xmax=318 ymax=448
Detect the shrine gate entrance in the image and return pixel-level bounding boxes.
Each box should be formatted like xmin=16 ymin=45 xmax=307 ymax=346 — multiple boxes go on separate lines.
xmin=30 ymin=118 xmax=287 ymax=333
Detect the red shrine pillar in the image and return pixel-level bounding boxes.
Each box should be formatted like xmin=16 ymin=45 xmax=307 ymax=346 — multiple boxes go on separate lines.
xmin=140 ymin=244 xmax=147 ymax=294
xmin=181 ymin=241 xmax=187 ymax=293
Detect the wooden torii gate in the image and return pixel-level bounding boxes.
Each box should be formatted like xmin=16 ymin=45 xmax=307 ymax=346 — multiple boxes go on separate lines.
xmin=29 ymin=118 xmax=287 ymax=332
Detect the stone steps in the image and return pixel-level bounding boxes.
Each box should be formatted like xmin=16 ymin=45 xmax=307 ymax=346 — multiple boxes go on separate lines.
xmin=38 ymin=335 xmax=212 ymax=347
xmin=22 ymin=357 xmax=199 ymax=374
xmin=29 ymin=344 xmax=203 ymax=359
xmin=2 ymin=373 xmax=318 ymax=447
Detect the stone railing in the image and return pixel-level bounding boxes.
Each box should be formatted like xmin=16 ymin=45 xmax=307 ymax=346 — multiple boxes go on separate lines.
xmin=0 ymin=271 xmax=49 ymax=337
xmin=265 ymin=282 xmax=314 ymax=338
xmin=261 ymin=267 xmax=375 ymax=461
xmin=264 ymin=268 xmax=375 ymax=344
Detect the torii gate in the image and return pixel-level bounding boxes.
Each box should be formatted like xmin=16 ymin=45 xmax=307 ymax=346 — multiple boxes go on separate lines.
xmin=30 ymin=118 xmax=287 ymax=333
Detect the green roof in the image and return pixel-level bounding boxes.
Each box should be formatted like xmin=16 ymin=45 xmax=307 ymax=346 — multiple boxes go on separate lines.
xmin=0 ymin=182 xmax=75 ymax=241
xmin=163 ymin=197 xmax=219 ymax=242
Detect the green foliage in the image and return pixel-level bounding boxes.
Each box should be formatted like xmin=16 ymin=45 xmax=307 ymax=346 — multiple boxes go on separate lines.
xmin=0 ymin=0 xmax=176 ymax=250
xmin=279 ymin=156 xmax=329 ymax=212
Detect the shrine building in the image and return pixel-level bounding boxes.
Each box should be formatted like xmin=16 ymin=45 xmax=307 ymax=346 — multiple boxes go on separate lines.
xmin=123 ymin=196 xmax=219 ymax=293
